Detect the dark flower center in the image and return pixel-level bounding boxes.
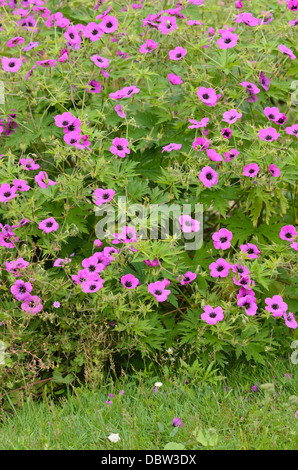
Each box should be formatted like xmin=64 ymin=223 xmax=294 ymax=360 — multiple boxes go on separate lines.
xmin=176 ymin=53 xmax=182 ymax=58
xmin=4 ymin=191 xmax=11 ymax=197
xmin=265 ymin=135 xmax=272 ymax=140
xmin=117 ymin=145 xmax=123 ymax=150
xmin=46 ymin=222 xmax=53 ymax=228
xmin=62 ymin=120 xmax=69 ymax=126
xmin=92 ymin=29 xmax=98 ymax=35
xmin=155 ymin=290 xmax=162 ymax=295
xmin=20 ymin=286 xmax=26 ymax=293
xmin=68 ymin=124 xmax=75 ymax=131
xmin=102 ymin=193 xmax=110 ymax=200
xmin=206 ymin=173 xmax=213 ymax=180
xmin=247 ymin=248 xmax=254 ymax=254
xmin=89 ymin=284 xmax=96 ymax=291
xmin=106 ymin=22 xmax=113 ymax=28
xmin=220 ymin=237 xmax=227 ymax=243
xmin=243 ymin=303 xmax=250 ymax=308
xmin=89 ymin=265 xmax=96 ymax=272
xmin=217 ymin=265 xmax=224 ymax=272
xmin=268 ymin=114 xmax=275 ymax=119
xmin=240 ymin=278 xmax=248 ymax=285
xmin=209 ymin=313 xmax=216 ymax=318
xmin=69 ymin=33 xmax=74 ymax=39
xmin=272 ymin=303 xmax=279 ymax=310
xmin=285 ymin=232 xmax=292 ymax=238
xmin=249 ymin=169 xmax=255 ymax=174
xmin=9 ymin=62 xmax=15 ymax=68
xmin=202 ymin=93 xmax=209 ymax=99
xmin=224 ymin=38 xmax=231 ymax=44
xmin=125 ymin=281 xmax=132 ymax=287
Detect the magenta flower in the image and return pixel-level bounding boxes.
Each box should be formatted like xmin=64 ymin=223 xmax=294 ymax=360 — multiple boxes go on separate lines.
xmin=148 ymin=279 xmax=171 ymax=302
xmin=53 ymin=258 xmax=71 ymax=267
xmin=237 ymin=288 xmax=255 ymax=303
xmin=0 ymin=183 xmax=17 ymax=202
xmin=197 ymin=87 xmax=221 ymax=106
xmin=222 ymin=128 xmax=232 ymax=139
xmin=109 ymin=86 xmax=140 ymax=100
xmin=13 ymin=179 xmax=30 ymax=192
xmin=278 ymin=44 xmax=296 ymax=60
xmin=82 ymin=254 xmax=108 ymax=274
xmin=6 ymin=36 xmax=25 ymax=47
xmin=177 ymin=271 xmax=196 ymax=285
xmin=264 ymin=107 xmax=281 ymax=121
xmin=192 ymin=137 xmax=210 ymax=151
xmin=110 ymin=137 xmax=130 ymax=158
xmin=268 ymin=164 xmax=280 ymax=177
xmin=179 ymin=215 xmax=200 ymax=233
xmin=286 ymin=124 xmax=298 ymax=137
xmin=201 ymin=305 xmax=224 ymax=325
xmin=21 ymin=295 xmax=43 ymax=315
xmin=140 ymin=39 xmax=158 ymax=53
xmin=159 ymin=16 xmax=177 ymax=34
xmin=168 ymin=73 xmax=183 ymax=85
xmin=81 ymin=278 xmax=104 ymax=293
xmin=240 ymin=81 xmax=260 ymax=94
xmin=233 ymin=275 xmax=255 ymax=288
xmin=162 ymin=143 xmax=182 ymax=153
xmin=265 ymin=295 xmax=288 ymax=317
xmin=36 ymin=59 xmax=56 ymax=68
xmin=232 ymin=264 xmax=250 ymax=277
xmin=53 ymin=301 xmax=61 ymax=308
xmin=86 ymin=80 xmax=102 ymax=94
xmin=260 ymin=72 xmax=270 ymax=91
xmin=11 ymin=279 xmax=33 ymax=301
xmin=54 ymin=112 xmax=76 ymax=128
xmin=99 ymin=15 xmax=118 ymax=33
xmin=84 ymin=22 xmax=104 ymax=41
xmin=188 ymin=117 xmax=209 ymax=128
xmin=1 ymin=57 xmax=22 ymax=72
xmin=64 ymin=131 xmax=82 ymax=147
xmin=94 ymin=188 xmax=115 ymax=205
xmin=209 ymin=258 xmax=231 ymax=278
xmin=121 ymin=274 xmax=140 ymax=289
xmin=64 ymin=26 xmax=82 ymax=45
xmin=90 ymin=55 xmax=110 ymax=68
xmin=283 ymin=312 xmax=297 ymax=329
xmin=258 ymin=128 xmax=280 ymax=142
xmin=207 ymin=149 xmax=223 ymax=162
xmin=168 ymin=47 xmax=187 ymax=61
xmin=199 ymin=166 xmax=218 ymax=188
xmin=243 ymin=163 xmax=259 ymax=178
xmin=224 ymin=149 xmax=240 ymax=162
xmin=217 ymin=31 xmax=238 ymax=49
xmin=212 ymin=228 xmax=233 ymax=250
xmin=5 ymin=258 xmax=29 ymax=277
xmin=240 ymin=243 xmax=260 ymax=259
xmin=173 ymin=418 xmax=183 ymax=427
xmin=35 ymin=171 xmax=56 ymax=189
xmin=237 ymin=295 xmax=258 ymax=316
xmin=143 ymin=259 xmax=160 ymax=267
xmin=279 ymin=225 xmax=297 ymax=241
xmin=251 ymin=385 xmax=259 ymax=392
xmin=222 ymin=109 xmax=242 ymax=124
xmin=114 ymin=104 xmax=127 ymax=118
xmin=38 ymin=217 xmax=59 ymax=233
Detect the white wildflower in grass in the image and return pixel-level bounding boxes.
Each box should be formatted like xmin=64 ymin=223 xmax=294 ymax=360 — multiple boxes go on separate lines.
xmin=108 ymin=433 xmax=120 ymax=443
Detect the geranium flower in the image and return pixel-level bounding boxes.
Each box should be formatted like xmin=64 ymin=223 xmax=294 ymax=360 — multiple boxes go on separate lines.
xmin=121 ymin=274 xmax=140 ymax=289
xmin=258 ymin=128 xmax=280 ymax=141
xmin=94 ymin=188 xmax=115 ymax=205
xmin=0 ymin=183 xmax=17 ymax=202
xmin=207 ymin=149 xmax=223 ymax=162
xmin=222 ymin=109 xmax=242 ymax=124
xmin=21 ymin=295 xmax=43 ymax=314
xmin=110 ymin=137 xmax=130 ymax=158
xmin=179 ymin=215 xmax=200 ymax=233
xmin=217 ymin=31 xmax=238 ymax=49
xmin=90 ymin=55 xmax=110 ymax=68
xmin=168 ymin=46 xmax=187 ymax=60
xmin=197 ymin=87 xmax=221 ymax=106
xmin=86 ymin=80 xmax=102 ymax=93
xmin=6 ymin=36 xmax=25 ymax=47
xmin=81 ymin=278 xmax=104 ymax=293
xmin=173 ymin=418 xmax=183 ymax=427
xmin=168 ymin=73 xmax=183 ymax=85
xmin=233 ymin=275 xmax=255 ymax=288
xmin=199 ymin=166 xmax=218 ymax=188
xmin=13 ymin=179 xmax=30 ymax=192
xmin=279 ymin=225 xmax=297 ymax=241
xmin=148 ymin=279 xmax=171 ymax=302
xmin=240 ymin=243 xmax=260 ymax=259
xmin=260 ymin=72 xmax=270 ymax=91
xmin=224 ymin=149 xmax=239 ymax=162
xmin=278 ymin=44 xmax=296 ymax=60
xmin=283 ymin=312 xmax=297 ymax=329
xmin=237 ymin=295 xmax=258 ymax=315
xmin=209 ymin=258 xmax=231 ymax=278
xmin=222 ymin=128 xmax=232 ymax=139
xmin=265 ymin=295 xmax=288 ymax=317
xmin=140 ymin=39 xmax=158 ymax=53
xmin=192 ymin=137 xmax=210 ymax=151
xmin=240 ymin=81 xmax=260 ymax=94
xmin=84 ymin=22 xmax=104 ymax=41
xmin=35 ymin=171 xmax=56 ymax=189
xmin=162 ymin=143 xmax=182 ymax=153
xmin=268 ymin=164 xmax=280 ymax=177
xmin=188 ymin=117 xmax=209 ymax=128
xmin=1 ymin=57 xmax=22 ymax=72
xmin=38 ymin=217 xmax=59 ymax=233
xmin=201 ymin=305 xmax=224 ymax=325
xmin=177 ymin=271 xmax=196 ymax=285
xmin=243 ymin=163 xmax=259 ymax=177
xmin=99 ymin=15 xmax=118 ymax=33
xmin=232 ymin=264 xmax=250 ymax=276
xmin=11 ymin=279 xmax=33 ymax=301
xmin=114 ymin=104 xmax=126 ymax=118
xmin=159 ymin=16 xmax=177 ymax=34
xmin=212 ymin=228 xmax=233 ymax=250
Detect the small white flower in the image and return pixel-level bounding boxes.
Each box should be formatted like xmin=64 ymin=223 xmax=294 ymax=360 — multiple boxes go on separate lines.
xmin=155 ymin=382 xmax=163 ymax=388
xmin=166 ymin=348 xmax=173 ymax=355
xmin=108 ymin=433 xmax=120 ymax=443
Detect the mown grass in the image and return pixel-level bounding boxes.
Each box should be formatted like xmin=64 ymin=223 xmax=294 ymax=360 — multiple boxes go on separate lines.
xmin=0 ymin=358 xmax=297 ymax=450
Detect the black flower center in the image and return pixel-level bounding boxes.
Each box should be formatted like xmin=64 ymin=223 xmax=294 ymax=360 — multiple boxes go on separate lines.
xmin=155 ymin=290 xmax=162 ymax=295
xmin=125 ymin=281 xmax=132 ymax=287
xmin=202 ymin=93 xmax=209 ymax=99
xmin=272 ymin=303 xmax=279 ymax=310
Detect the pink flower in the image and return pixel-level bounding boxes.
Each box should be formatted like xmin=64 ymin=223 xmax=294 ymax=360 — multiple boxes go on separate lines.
xmin=201 ymin=305 xmax=224 ymax=325
xmin=121 ymin=274 xmax=140 ymax=289
xmin=11 ymin=279 xmax=33 ymax=301
xmin=1 ymin=57 xmax=22 ymax=72
xmin=140 ymin=39 xmax=158 ymax=54
xmin=159 ymin=16 xmax=177 ymax=34
xmin=94 ymin=188 xmax=115 ymax=205
xmin=114 ymin=104 xmax=126 ymax=118
xmin=268 ymin=164 xmax=280 ymax=177
xmin=212 ymin=228 xmax=233 ymax=250
xmin=265 ymin=295 xmax=288 ymax=317
xmin=148 ymin=279 xmax=171 ymax=302
xmin=243 ymin=163 xmax=259 ymax=178
xmin=207 ymin=149 xmax=223 ymax=162
xmin=168 ymin=73 xmax=183 ymax=85
xmin=162 ymin=143 xmax=182 ymax=153
xmin=240 ymin=243 xmax=260 ymax=259
xmin=197 ymin=87 xmax=221 ymax=106
xmin=199 ymin=166 xmax=218 ymax=188
xmin=90 ymin=55 xmax=110 ymax=68
xmin=278 ymin=44 xmax=296 ymax=60
xmin=168 ymin=47 xmax=187 ymax=60
xmin=258 ymin=128 xmax=280 ymax=142
xmin=279 ymin=225 xmax=297 ymax=241
xmin=179 ymin=215 xmax=200 ymax=233
xmin=217 ymin=31 xmax=238 ymax=49
xmin=209 ymin=258 xmax=231 ymax=278
xmin=38 ymin=217 xmax=59 ymax=233
xmin=35 ymin=171 xmax=56 ymax=189
xmin=222 ymin=109 xmax=242 ymax=124
xmin=188 ymin=117 xmax=209 ymax=128
xmin=177 ymin=271 xmax=196 ymax=285
xmin=110 ymin=137 xmax=130 ymax=158
xmin=283 ymin=312 xmax=297 ymax=329
xmin=237 ymin=295 xmax=258 ymax=316
xmin=0 ymin=183 xmax=17 ymax=202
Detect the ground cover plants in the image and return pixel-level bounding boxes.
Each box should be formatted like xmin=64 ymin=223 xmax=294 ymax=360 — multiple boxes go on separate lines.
xmin=0 ymin=0 xmax=297 ymax=440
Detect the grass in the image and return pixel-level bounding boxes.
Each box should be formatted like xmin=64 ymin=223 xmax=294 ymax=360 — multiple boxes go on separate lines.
xmin=0 ymin=358 xmax=297 ymax=450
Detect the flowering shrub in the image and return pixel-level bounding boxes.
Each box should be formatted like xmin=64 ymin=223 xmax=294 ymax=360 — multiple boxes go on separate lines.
xmin=0 ymin=0 xmax=297 ymax=392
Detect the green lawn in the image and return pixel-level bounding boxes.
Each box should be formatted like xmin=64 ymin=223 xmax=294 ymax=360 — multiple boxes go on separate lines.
xmin=1 ymin=359 xmax=297 ymax=450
